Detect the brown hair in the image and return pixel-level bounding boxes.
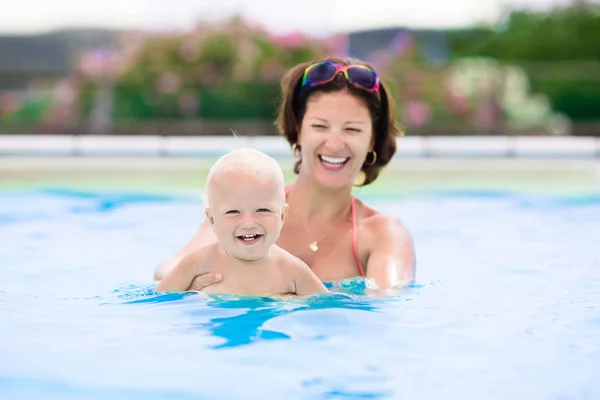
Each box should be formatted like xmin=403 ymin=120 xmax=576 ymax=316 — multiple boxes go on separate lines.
xmin=274 ymin=55 xmax=403 ymax=186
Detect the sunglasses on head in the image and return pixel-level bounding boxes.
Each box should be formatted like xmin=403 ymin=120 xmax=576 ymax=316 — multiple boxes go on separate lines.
xmin=299 ymin=61 xmax=381 ymax=100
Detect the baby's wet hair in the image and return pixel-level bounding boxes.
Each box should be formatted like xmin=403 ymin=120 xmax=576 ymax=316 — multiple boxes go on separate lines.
xmin=203 ymin=148 xmax=285 ymax=209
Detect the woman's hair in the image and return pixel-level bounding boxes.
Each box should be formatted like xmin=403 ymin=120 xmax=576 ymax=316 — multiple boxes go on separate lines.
xmin=274 ymin=55 xmax=403 ymax=186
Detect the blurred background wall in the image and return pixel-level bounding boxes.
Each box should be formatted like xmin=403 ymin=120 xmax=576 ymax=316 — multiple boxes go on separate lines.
xmin=0 ymin=0 xmax=598 ymax=137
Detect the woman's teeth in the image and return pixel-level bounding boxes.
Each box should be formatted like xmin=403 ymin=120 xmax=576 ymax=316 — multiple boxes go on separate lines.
xmin=319 ymin=155 xmax=349 ymax=165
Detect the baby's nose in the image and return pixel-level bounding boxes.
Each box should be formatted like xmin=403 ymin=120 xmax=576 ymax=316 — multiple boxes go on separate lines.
xmin=241 ymin=215 xmax=258 ymax=228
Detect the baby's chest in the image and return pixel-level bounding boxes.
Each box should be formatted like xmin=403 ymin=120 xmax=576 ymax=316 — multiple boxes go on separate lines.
xmin=200 ymin=271 xmax=294 ymax=296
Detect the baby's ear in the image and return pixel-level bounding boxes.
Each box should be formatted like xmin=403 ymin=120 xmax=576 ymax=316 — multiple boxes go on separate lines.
xmin=281 ymin=203 xmax=289 ymax=221
xmin=204 ymin=208 xmax=215 ymax=225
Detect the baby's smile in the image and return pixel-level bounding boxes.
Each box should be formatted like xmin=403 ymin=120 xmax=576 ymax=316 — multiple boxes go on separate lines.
xmin=236 ymin=233 xmax=263 ymax=245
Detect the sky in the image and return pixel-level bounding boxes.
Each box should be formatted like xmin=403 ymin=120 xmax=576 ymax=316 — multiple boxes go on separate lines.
xmin=0 ymin=0 xmax=578 ymax=36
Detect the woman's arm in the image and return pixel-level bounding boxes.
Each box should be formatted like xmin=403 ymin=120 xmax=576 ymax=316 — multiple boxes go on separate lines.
xmin=364 ymin=216 xmax=416 ymax=291
xmin=154 ymin=218 xmax=218 ymax=280
xmin=155 ymin=249 xmax=212 ymax=292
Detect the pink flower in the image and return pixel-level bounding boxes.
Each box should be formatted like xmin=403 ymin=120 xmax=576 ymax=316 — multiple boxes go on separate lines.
xmin=260 ymin=59 xmax=284 ymax=82
xmin=0 ymin=91 xmax=20 ymax=116
xmin=157 ymin=72 xmax=182 ymax=94
xmin=178 ymin=92 xmax=199 ymax=117
xmin=179 ymin=37 xmax=200 ymax=63
xmin=273 ymin=32 xmax=307 ymax=48
xmin=79 ymin=49 xmax=116 ymax=79
xmin=403 ymin=100 xmax=432 ymax=127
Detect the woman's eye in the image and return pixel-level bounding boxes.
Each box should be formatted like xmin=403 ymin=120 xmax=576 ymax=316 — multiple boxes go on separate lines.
xmin=312 ymin=124 xmax=327 ymax=129
xmin=346 ymin=127 xmax=361 ymax=133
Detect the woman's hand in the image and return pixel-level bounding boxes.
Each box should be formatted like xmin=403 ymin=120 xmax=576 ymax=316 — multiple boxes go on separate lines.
xmin=187 ymin=272 xmax=223 ymax=291
xmin=153 ymin=219 xmax=218 ymax=280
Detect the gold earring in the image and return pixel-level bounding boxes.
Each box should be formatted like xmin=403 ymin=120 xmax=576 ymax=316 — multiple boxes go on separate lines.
xmin=353 ymin=170 xmax=366 ymax=187
xmin=365 ymin=151 xmax=377 ymax=166
xmin=292 ymin=143 xmax=301 ymax=157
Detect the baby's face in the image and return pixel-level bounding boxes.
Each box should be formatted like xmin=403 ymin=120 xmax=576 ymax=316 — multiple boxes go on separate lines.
xmin=206 ymin=170 xmax=287 ymax=261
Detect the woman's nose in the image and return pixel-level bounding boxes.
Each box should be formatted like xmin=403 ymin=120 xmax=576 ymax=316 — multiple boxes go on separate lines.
xmin=324 ymin=130 xmax=344 ymax=151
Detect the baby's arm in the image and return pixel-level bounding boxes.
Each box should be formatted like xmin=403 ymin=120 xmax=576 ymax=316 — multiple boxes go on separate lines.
xmin=155 ymin=248 xmax=208 ymax=292
xmin=290 ymin=258 xmax=328 ymax=296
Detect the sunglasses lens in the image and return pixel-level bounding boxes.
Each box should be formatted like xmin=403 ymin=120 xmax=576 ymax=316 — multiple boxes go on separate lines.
xmin=347 ymin=67 xmax=377 ymax=89
xmin=305 ymin=62 xmax=338 ymax=85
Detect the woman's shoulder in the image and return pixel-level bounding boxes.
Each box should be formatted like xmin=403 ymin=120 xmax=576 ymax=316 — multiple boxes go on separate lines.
xmin=354 ymin=197 xmax=412 ymax=243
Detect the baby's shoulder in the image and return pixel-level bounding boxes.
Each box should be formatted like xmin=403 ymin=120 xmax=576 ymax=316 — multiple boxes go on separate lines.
xmin=271 ymin=245 xmax=310 ymax=273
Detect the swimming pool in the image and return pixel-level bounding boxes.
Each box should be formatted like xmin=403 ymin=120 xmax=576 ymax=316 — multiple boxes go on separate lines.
xmin=1 ymin=161 xmax=599 ymax=399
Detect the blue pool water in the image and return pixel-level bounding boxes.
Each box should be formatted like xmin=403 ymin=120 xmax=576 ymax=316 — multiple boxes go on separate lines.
xmin=1 ymin=188 xmax=599 ymax=399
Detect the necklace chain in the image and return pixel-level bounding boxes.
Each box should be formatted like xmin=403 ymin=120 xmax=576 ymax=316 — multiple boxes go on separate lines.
xmin=303 ymin=200 xmax=353 ymax=252
xmin=289 ymin=187 xmax=353 ymax=253
xmin=303 ymin=218 xmax=335 ymax=252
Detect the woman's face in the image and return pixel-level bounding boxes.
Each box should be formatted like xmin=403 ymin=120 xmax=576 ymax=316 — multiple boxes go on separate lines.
xmin=297 ymin=90 xmax=374 ymax=189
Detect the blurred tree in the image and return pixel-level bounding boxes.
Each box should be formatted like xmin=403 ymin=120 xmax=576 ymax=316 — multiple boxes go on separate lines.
xmin=448 ymin=0 xmax=600 ymax=125
xmin=76 ymin=16 xmax=330 ymax=126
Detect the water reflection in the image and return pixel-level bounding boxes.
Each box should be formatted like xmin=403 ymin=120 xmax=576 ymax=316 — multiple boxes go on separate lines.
xmin=120 ymin=280 xmax=385 ymax=348
xmin=118 ymin=278 xmax=418 ymax=349
xmin=187 ymin=292 xmax=379 ymax=349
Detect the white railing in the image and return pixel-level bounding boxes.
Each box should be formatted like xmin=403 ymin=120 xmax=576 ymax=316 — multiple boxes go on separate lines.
xmin=0 ymin=134 xmax=598 ymax=158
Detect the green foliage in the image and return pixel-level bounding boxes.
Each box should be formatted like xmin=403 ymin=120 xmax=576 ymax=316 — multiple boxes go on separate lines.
xmin=77 ymin=18 xmax=329 ymax=122
xmin=448 ymin=1 xmax=600 ymax=121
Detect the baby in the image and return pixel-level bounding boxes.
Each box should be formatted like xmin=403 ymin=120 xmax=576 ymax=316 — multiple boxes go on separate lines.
xmin=155 ymin=148 xmax=328 ymax=296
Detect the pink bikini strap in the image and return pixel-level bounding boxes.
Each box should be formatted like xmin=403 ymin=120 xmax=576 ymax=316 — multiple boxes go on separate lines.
xmin=351 ymin=196 xmax=366 ymax=277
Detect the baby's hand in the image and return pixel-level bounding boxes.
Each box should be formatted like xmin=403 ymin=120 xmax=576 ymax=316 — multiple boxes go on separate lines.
xmin=188 ymin=273 xmax=222 ymax=291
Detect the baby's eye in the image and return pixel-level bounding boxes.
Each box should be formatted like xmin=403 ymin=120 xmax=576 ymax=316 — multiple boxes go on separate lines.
xmin=225 ymin=210 xmax=240 ymax=214
xmin=257 ymin=208 xmax=271 ymax=213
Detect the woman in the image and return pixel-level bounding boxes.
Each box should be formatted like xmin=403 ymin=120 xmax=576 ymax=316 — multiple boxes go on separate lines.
xmin=155 ymin=56 xmax=416 ymax=291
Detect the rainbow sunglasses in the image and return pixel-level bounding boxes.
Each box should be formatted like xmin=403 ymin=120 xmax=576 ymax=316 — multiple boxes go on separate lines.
xmin=300 ymin=61 xmax=381 ymax=100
